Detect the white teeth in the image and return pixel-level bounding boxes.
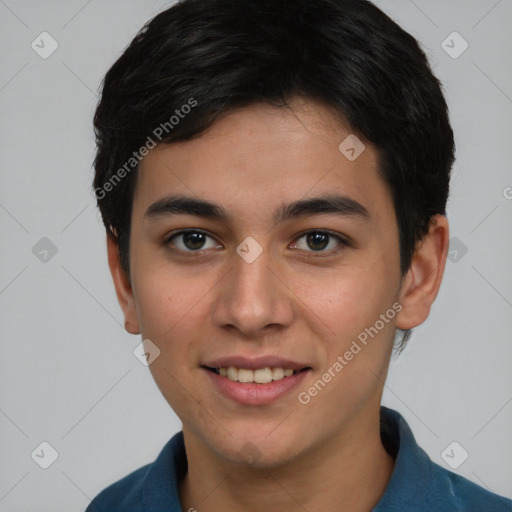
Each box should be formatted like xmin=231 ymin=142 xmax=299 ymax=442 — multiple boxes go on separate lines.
xmin=272 ymin=367 xmax=284 ymax=380
xmin=254 ymin=368 xmax=273 ymax=384
xmin=227 ymin=366 xmax=238 ymax=381
xmin=238 ymin=368 xmax=253 ymax=383
xmin=216 ymin=366 xmax=300 ymax=383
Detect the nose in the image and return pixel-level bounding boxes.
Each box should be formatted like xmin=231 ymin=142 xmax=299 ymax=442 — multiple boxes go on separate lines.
xmin=211 ymin=243 xmax=294 ymax=339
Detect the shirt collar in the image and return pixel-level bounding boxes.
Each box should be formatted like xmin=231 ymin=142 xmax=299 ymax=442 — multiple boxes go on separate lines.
xmin=142 ymin=428 xmax=186 ymax=511
xmin=373 ymin=406 xmax=433 ymax=511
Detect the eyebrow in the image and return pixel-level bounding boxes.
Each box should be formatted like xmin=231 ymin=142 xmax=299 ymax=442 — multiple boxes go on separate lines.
xmin=144 ymin=194 xmax=370 ymax=224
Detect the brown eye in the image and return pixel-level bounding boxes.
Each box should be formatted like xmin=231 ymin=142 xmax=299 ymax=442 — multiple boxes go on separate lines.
xmin=166 ymin=230 xmax=220 ymax=252
xmin=306 ymin=232 xmax=329 ymax=251
xmin=293 ymin=231 xmax=347 ymax=253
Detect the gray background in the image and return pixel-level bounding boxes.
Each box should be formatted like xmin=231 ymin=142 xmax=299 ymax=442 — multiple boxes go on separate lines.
xmin=1 ymin=0 xmax=511 ymax=510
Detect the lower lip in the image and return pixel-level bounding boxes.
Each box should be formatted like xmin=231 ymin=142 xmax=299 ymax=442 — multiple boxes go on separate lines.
xmin=204 ymin=368 xmax=310 ymax=405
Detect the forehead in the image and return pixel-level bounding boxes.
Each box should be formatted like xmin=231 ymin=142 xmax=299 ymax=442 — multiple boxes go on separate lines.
xmin=134 ymin=100 xmax=392 ymax=226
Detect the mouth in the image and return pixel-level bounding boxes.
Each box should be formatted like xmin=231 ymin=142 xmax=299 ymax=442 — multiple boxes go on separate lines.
xmin=203 ymin=365 xmax=311 ymax=384
xmin=201 ymin=358 xmax=312 ymax=405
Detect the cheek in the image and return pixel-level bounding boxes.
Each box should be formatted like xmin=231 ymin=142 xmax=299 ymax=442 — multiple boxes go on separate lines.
xmin=132 ymin=266 xmax=210 ymax=353
xmin=296 ymin=272 xmax=396 ymax=419
xmin=291 ymin=262 xmax=391 ymax=342
xmin=133 ymin=270 xmax=213 ymax=414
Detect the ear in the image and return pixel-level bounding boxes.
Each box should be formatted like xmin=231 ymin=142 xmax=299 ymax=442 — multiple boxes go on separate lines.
xmin=106 ymin=233 xmax=141 ymax=335
xmin=396 ymin=214 xmax=449 ymax=330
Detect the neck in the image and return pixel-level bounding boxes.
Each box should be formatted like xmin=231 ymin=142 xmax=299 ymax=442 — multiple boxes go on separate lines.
xmin=179 ymin=406 xmax=394 ymax=512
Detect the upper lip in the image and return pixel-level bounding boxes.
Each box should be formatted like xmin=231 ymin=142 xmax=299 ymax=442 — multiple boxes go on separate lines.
xmin=203 ymin=355 xmax=311 ymax=371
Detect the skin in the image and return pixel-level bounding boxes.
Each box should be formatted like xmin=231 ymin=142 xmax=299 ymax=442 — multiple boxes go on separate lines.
xmin=107 ymin=98 xmax=449 ymax=512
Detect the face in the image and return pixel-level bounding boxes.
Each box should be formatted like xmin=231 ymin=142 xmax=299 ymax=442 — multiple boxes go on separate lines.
xmin=118 ymin=99 xmax=408 ymax=467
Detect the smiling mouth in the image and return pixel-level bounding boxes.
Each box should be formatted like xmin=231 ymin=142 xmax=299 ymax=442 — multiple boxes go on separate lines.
xmin=204 ymin=366 xmax=311 ymax=384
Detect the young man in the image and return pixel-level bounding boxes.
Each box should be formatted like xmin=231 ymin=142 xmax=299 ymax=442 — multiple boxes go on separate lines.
xmin=87 ymin=0 xmax=512 ymax=510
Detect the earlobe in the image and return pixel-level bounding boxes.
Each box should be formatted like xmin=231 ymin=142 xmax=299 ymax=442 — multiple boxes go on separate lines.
xmin=396 ymin=215 xmax=449 ymax=330
xmin=106 ymin=233 xmax=141 ymax=335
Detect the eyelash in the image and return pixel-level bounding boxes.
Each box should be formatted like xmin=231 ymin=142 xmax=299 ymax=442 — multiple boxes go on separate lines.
xmin=164 ymin=229 xmax=349 ymax=257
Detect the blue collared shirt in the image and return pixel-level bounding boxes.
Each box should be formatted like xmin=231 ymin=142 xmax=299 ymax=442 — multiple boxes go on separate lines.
xmin=86 ymin=407 xmax=512 ymax=511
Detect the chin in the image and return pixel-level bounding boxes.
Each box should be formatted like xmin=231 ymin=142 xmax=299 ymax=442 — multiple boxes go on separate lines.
xmin=215 ymin=434 xmax=304 ymax=469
